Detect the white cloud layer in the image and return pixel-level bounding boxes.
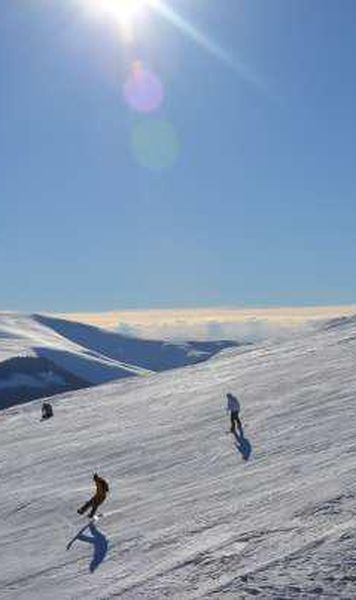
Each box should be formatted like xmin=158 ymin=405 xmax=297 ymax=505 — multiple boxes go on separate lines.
xmin=59 ymin=305 xmax=356 ymax=343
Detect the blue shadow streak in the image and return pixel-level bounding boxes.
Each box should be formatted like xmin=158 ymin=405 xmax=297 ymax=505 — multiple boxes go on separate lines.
xmin=67 ymin=522 xmax=108 ymax=572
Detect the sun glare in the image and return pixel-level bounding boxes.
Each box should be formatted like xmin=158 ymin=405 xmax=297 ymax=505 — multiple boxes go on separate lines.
xmin=90 ymin=0 xmax=145 ymax=30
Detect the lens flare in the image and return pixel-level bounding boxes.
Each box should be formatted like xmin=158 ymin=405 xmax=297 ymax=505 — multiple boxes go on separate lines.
xmin=123 ymin=62 xmax=164 ymax=113
xmin=131 ymin=119 xmax=179 ymax=171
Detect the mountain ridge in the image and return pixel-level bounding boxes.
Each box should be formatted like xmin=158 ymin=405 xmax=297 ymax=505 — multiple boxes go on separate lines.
xmin=0 ymin=313 xmax=238 ymax=408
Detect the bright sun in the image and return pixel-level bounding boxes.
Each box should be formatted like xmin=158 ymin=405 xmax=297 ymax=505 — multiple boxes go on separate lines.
xmin=94 ymin=0 xmax=145 ymax=28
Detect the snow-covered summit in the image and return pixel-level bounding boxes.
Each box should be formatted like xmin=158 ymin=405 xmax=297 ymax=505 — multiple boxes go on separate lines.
xmin=0 ymin=313 xmax=238 ymax=408
xmin=1 ymin=312 xmax=356 ymax=598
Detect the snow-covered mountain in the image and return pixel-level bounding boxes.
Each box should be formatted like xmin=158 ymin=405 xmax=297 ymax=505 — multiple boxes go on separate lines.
xmin=0 ymin=313 xmax=237 ymax=408
xmin=1 ymin=313 xmax=356 ymax=599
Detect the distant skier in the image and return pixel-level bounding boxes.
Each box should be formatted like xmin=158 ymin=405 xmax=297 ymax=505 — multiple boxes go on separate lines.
xmin=41 ymin=401 xmax=53 ymax=420
xmin=77 ymin=473 xmax=109 ymax=519
xmin=226 ymin=393 xmax=242 ymax=433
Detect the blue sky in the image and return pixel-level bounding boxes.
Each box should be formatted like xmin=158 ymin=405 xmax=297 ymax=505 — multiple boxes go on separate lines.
xmin=1 ymin=0 xmax=356 ymax=312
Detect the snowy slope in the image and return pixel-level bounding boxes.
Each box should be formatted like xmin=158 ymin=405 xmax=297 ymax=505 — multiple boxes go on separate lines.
xmin=0 ymin=314 xmax=152 ymax=382
xmin=1 ymin=316 xmax=356 ymax=599
xmin=0 ymin=314 xmax=236 ymax=408
xmin=34 ymin=314 xmax=237 ymax=372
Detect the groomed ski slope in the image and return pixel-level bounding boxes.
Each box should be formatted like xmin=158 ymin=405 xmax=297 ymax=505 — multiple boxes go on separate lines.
xmin=1 ymin=317 xmax=356 ymax=599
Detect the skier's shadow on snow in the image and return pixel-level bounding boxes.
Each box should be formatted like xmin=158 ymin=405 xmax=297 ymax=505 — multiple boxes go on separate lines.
xmin=233 ymin=428 xmax=252 ymax=461
xmin=66 ymin=522 xmax=108 ymax=572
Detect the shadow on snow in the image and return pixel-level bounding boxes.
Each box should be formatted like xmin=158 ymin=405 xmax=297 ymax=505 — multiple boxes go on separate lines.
xmin=233 ymin=428 xmax=252 ymax=461
xmin=67 ymin=521 xmax=108 ymax=572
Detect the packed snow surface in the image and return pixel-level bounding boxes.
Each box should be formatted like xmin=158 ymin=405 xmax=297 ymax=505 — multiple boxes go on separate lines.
xmin=1 ymin=316 xmax=356 ymax=599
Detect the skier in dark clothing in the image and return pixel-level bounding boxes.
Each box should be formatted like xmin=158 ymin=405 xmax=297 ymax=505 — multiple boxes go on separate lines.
xmin=226 ymin=393 xmax=242 ymax=433
xmin=41 ymin=401 xmax=53 ymax=420
xmin=77 ymin=473 xmax=109 ymax=518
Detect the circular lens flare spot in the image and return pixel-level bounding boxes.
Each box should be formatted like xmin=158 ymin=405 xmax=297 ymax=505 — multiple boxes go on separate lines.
xmin=123 ymin=62 xmax=164 ymax=113
xmin=131 ymin=119 xmax=179 ymax=171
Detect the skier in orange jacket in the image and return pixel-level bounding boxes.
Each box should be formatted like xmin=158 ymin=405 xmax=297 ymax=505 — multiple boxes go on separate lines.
xmin=77 ymin=473 xmax=109 ymax=518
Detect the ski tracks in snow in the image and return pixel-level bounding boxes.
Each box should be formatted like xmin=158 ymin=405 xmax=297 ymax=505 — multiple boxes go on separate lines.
xmin=2 ymin=316 xmax=356 ymax=598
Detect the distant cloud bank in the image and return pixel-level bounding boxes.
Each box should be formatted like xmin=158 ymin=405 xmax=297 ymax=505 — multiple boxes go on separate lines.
xmin=58 ymin=305 xmax=356 ymax=342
